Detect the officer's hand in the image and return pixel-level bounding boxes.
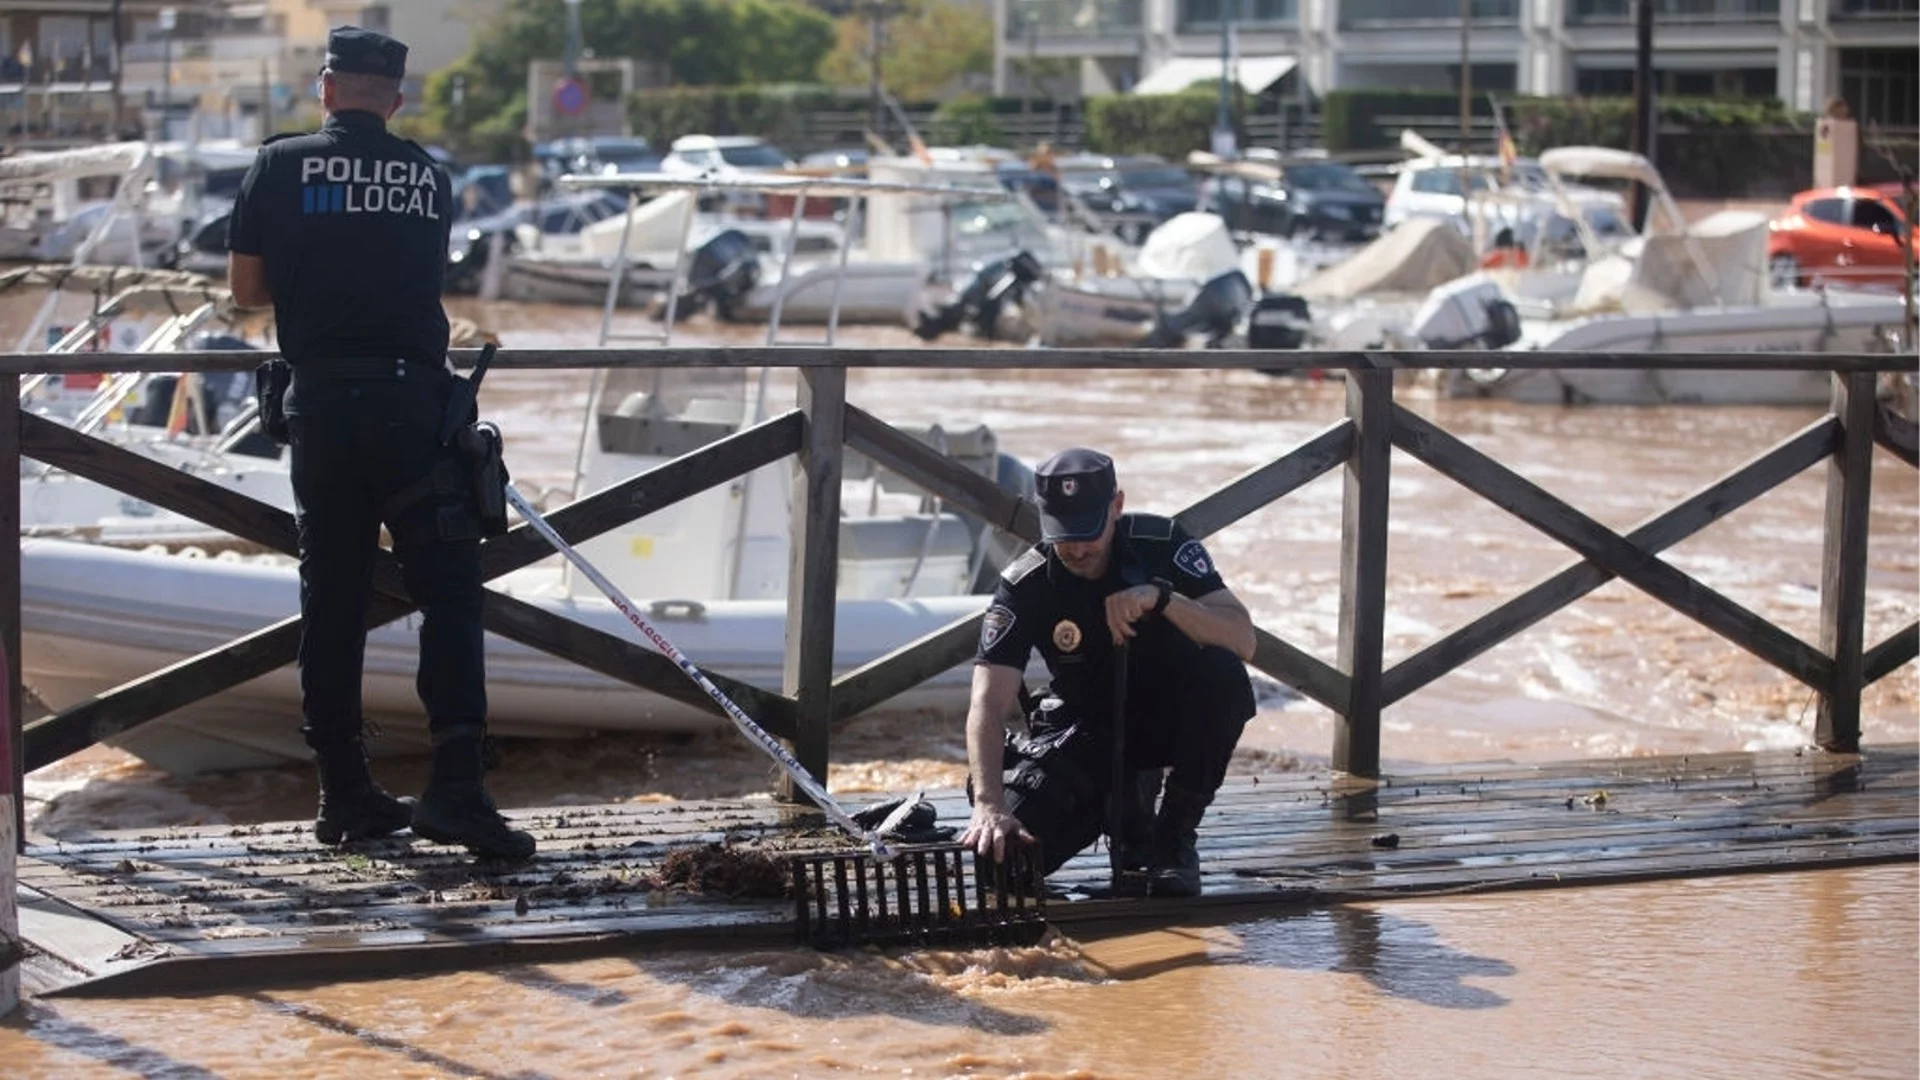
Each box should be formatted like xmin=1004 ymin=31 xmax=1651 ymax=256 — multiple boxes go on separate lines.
xmin=961 ymin=801 xmax=1034 ymax=863
xmin=1105 ymin=584 xmax=1160 ymax=646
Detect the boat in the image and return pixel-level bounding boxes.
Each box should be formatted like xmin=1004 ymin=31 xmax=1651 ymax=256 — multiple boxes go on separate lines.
xmin=19 ymin=227 xmax=1040 ymax=774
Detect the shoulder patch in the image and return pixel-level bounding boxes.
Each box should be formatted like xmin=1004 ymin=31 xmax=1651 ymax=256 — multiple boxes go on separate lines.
xmin=979 ymin=604 xmax=1018 ymax=653
xmin=1001 ymin=547 xmax=1045 ymax=584
xmin=1172 ymin=539 xmax=1216 ymax=579
xmin=1127 ymin=514 xmax=1175 ymax=541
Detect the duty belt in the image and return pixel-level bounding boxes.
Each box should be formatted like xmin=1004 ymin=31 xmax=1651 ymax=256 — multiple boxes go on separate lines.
xmin=290 ymin=356 xmax=452 ymax=382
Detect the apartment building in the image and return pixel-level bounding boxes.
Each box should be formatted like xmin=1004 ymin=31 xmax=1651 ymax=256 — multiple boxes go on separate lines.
xmin=992 ymin=0 xmax=1918 ymax=126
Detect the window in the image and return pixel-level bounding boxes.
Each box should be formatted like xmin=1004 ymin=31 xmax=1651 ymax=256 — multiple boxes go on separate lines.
xmin=1840 ymin=48 xmax=1919 ymax=127
xmin=1412 ymin=169 xmax=1463 ymax=196
xmin=1852 ymin=199 xmax=1905 ymax=236
xmin=1804 ymin=198 xmax=1848 ymax=225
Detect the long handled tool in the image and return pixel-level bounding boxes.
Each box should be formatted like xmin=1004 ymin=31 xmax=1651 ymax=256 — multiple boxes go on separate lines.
xmin=502 ymin=481 xmax=1047 ymax=947
xmin=499 ymin=482 xmax=893 ymax=859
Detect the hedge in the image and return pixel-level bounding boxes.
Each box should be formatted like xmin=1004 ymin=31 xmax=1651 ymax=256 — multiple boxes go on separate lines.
xmin=1085 ymin=91 xmax=1231 ymax=159
xmin=1322 ymin=90 xmax=1491 ymax=151
xmin=626 ymin=84 xmax=852 ymax=148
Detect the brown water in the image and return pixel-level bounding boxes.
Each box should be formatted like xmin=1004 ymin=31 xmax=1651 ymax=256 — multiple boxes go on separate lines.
xmin=3 ymin=865 xmax=1914 ymax=1078
xmin=10 ymin=299 xmax=1919 ymax=1075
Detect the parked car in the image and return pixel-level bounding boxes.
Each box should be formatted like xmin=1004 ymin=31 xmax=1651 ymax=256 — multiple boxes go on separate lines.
xmin=661 ymin=135 xmax=793 ymax=176
xmin=1767 ymin=185 xmax=1916 ymax=291
xmin=534 ymin=136 xmax=662 ymax=190
xmin=1199 ymin=158 xmax=1385 ymax=242
xmin=1054 ymin=153 xmax=1198 ymax=243
xmin=1382 ymin=155 xmax=1626 ymax=248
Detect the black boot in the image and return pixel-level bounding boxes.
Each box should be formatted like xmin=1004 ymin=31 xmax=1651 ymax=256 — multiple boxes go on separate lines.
xmin=1148 ymin=783 xmax=1210 ymax=898
xmin=314 ymin=741 xmax=415 ymax=846
xmin=411 ymin=728 xmax=536 ymax=862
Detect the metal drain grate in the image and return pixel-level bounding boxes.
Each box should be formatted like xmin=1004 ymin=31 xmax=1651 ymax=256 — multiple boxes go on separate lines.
xmin=791 ymin=842 xmax=1048 ymax=949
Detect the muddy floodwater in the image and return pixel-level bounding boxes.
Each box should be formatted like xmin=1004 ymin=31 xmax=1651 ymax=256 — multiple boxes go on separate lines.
xmin=9 ymin=299 xmax=1918 ymax=1077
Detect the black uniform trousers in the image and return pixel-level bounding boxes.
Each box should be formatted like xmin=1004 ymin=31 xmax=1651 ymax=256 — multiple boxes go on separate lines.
xmin=1004 ymin=642 xmax=1254 ymax=875
xmin=285 ymin=362 xmax=486 ymax=755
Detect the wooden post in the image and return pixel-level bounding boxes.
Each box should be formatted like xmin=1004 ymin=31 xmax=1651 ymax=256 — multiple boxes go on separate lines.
xmin=1 ymin=638 xmax=15 ymax=1018
xmin=1817 ymin=372 xmax=1876 ymax=752
xmin=1 ymin=378 xmax=19 ymax=847
xmin=0 ymin=375 xmax=17 ymax=1019
xmin=1336 ymin=369 xmax=1391 ymax=778
xmin=781 ymin=366 xmax=845 ymax=800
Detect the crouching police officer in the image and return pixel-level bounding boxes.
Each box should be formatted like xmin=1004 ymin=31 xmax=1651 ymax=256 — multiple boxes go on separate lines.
xmin=961 ymin=448 xmax=1256 ymax=896
xmin=227 ymin=26 xmax=533 ymax=861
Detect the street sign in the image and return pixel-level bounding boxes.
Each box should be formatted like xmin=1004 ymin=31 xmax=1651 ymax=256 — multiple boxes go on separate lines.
xmin=553 ymin=76 xmax=587 ymax=118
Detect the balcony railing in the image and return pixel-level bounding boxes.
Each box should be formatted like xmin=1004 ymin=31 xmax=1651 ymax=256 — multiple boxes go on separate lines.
xmin=1567 ymin=0 xmax=1780 ymax=22
xmin=122 ymin=35 xmax=286 ymax=63
xmin=1830 ymin=0 xmax=1918 ymax=18
xmin=1338 ymin=0 xmax=1518 ymax=28
xmin=1006 ymin=0 xmax=1144 ymax=38
xmin=0 ymin=60 xmax=115 ymax=87
xmin=1177 ymin=0 xmax=1300 ymax=30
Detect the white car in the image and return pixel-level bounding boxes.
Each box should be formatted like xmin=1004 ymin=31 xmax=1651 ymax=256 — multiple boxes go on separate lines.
xmin=660 ymin=135 xmax=794 ymax=177
xmin=1384 ymin=155 xmax=1628 ymax=250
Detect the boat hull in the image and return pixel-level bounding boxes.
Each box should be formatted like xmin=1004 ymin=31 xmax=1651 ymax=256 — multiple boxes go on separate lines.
xmin=22 ymin=539 xmax=992 ymax=773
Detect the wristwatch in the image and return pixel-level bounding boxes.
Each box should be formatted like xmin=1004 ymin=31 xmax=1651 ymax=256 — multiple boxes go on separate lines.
xmin=1149 ymin=577 xmax=1174 ymax=617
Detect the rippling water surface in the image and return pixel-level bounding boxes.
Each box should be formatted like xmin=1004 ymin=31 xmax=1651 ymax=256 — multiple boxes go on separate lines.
xmin=8 ymin=298 xmax=1917 ymax=1077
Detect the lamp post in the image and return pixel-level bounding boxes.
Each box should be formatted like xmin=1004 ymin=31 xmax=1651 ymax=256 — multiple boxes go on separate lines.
xmin=156 ymin=6 xmax=175 ymax=141
xmin=563 ymin=0 xmax=584 ymax=77
xmin=1022 ymin=0 xmax=1039 ymax=133
xmin=1214 ymin=0 xmax=1236 ymax=155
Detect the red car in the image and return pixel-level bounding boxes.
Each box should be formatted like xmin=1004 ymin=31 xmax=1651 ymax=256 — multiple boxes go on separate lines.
xmin=1767 ymin=185 xmax=1917 ymax=291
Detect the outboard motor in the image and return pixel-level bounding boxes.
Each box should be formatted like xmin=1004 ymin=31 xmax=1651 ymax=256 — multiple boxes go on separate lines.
xmin=1139 ymin=270 xmax=1254 ymax=349
xmin=1412 ymin=278 xmax=1525 ymax=350
xmin=914 ymin=251 xmax=1043 ymax=342
xmin=679 ymin=228 xmax=760 ymax=321
xmin=1246 ymin=294 xmax=1312 ymax=350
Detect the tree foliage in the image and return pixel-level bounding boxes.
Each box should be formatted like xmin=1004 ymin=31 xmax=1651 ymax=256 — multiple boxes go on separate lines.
xmin=818 ymin=0 xmax=992 ymax=101
xmin=427 ymin=0 xmax=836 ymax=150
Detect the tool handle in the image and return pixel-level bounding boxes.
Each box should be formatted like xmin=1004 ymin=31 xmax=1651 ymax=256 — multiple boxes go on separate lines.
xmin=501 ymin=483 xmax=895 ymax=860
xmin=1107 ymin=641 xmax=1129 ymax=884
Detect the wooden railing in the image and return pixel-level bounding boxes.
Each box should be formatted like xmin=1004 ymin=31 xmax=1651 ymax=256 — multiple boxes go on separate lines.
xmin=2 ymin=349 xmax=1915 ymax=811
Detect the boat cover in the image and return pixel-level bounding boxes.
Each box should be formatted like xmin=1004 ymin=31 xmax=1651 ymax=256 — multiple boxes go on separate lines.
xmin=1293 ymin=217 xmax=1475 ymax=301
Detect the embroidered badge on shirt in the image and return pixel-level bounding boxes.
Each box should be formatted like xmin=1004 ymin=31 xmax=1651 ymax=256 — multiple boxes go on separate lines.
xmin=1173 ymin=539 xmax=1214 ymax=579
xmin=1052 ymin=619 xmax=1082 ymax=652
xmin=981 ymin=604 xmax=1017 ymax=652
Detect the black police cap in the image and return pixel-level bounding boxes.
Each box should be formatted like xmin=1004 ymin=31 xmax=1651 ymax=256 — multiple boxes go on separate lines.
xmin=326 ymin=25 xmax=407 ymax=80
xmin=1033 ymin=447 xmax=1117 ymax=542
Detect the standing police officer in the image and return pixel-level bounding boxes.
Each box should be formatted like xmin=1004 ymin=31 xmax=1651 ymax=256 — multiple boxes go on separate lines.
xmin=227 ymin=26 xmax=533 ymax=861
xmin=960 ymin=448 xmax=1256 ymax=896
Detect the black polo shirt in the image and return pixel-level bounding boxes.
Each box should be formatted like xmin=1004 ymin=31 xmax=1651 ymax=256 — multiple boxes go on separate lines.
xmin=227 ymin=110 xmax=451 ymax=367
xmin=977 ymin=513 xmax=1228 ymax=714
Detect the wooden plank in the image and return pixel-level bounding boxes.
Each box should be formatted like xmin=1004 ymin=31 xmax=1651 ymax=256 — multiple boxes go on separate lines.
xmin=480 ymin=592 xmax=797 ymax=740
xmin=1383 ymin=418 xmax=1840 ymax=705
xmin=1818 ymin=373 xmax=1877 ymax=752
xmin=783 ymin=367 xmax=844 ymax=796
xmin=2 ymin=393 xmax=20 ymax=855
xmin=1392 ymin=405 xmax=1834 ymax=691
xmin=1175 ymin=419 xmax=1354 ymax=539
xmin=6 ymin=349 xmax=1913 ymax=377
xmin=478 ymin=410 xmax=804 ymax=581
xmin=842 ymin=405 xmax=1040 ymax=540
xmin=21 ymin=413 xmax=296 ymax=547
xmin=1864 ymin=622 xmax=1919 ymax=687
xmin=831 ymin=612 xmax=981 ymax=721
xmin=1336 ymin=370 xmax=1392 ymax=777
xmin=1875 ymin=400 xmax=1919 ymax=468
xmin=1252 ymin=629 xmax=1350 ymax=713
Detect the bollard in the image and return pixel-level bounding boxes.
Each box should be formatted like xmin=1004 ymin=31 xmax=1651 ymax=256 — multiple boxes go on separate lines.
xmin=0 ymin=640 xmax=17 ymax=1017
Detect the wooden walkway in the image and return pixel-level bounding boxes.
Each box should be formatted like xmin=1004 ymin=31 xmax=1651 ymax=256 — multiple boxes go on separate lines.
xmin=14 ymin=747 xmax=1916 ymax=998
